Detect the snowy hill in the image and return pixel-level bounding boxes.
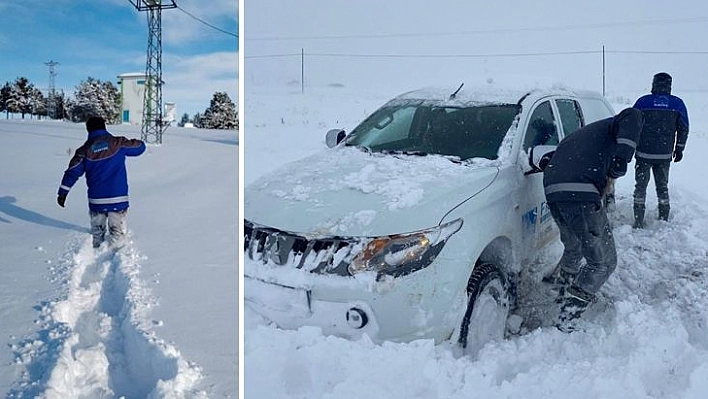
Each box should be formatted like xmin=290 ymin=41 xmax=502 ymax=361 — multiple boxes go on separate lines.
xmin=0 ymin=120 xmax=238 ymax=397
xmin=244 ymin=85 xmax=708 ymax=398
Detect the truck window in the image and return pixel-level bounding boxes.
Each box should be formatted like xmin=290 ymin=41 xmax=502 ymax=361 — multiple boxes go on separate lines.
xmin=555 ymin=99 xmax=583 ymax=138
xmin=579 ymin=98 xmax=615 ymax=125
xmin=523 ymin=101 xmax=559 ymax=152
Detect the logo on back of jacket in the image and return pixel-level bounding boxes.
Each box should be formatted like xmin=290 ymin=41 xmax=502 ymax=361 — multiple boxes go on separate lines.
xmin=91 ymin=142 xmax=109 ymax=153
xmin=652 ymin=97 xmax=670 ymax=108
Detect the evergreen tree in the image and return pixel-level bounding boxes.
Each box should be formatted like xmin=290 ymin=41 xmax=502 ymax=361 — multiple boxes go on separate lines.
xmin=29 ymin=86 xmax=47 ymax=119
xmin=68 ymin=77 xmax=121 ymax=123
xmin=200 ymin=92 xmax=237 ymax=130
xmin=193 ymin=112 xmax=202 ymax=128
xmin=53 ymin=90 xmax=68 ymax=120
xmin=178 ymin=112 xmax=190 ymax=127
xmin=0 ymin=82 xmax=10 ymax=119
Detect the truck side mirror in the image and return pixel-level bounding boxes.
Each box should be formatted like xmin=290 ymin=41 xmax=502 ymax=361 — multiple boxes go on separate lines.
xmin=527 ymin=145 xmax=556 ymax=174
xmin=325 ymin=129 xmax=346 ymax=148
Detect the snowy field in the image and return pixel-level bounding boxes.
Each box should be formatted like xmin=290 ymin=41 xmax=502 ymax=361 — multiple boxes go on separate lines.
xmin=0 ymin=120 xmax=238 ymax=397
xmin=244 ymin=84 xmax=708 ymax=398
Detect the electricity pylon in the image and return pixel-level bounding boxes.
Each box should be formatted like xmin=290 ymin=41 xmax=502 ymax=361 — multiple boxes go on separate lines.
xmin=130 ymin=0 xmax=176 ymax=144
xmin=44 ymin=60 xmax=59 ymax=120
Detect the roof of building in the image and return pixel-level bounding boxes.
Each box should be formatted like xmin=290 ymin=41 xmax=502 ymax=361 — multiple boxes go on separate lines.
xmin=117 ymin=72 xmax=147 ymax=79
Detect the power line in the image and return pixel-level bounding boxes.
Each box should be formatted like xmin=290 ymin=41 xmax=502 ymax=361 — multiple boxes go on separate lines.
xmin=244 ymin=50 xmax=600 ymax=59
xmin=607 ymin=50 xmax=708 ymax=55
xmin=244 ymin=53 xmax=303 ymax=59
xmin=246 ymin=48 xmax=708 ymax=60
xmin=175 ymin=4 xmax=237 ymax=38
xmin=305 ymin=50 xmax=600 ymax=59
xmin=246 ymin=16 xmax=708 ymax=41
xmin=127 ymin=0 xmax=237 ymax=38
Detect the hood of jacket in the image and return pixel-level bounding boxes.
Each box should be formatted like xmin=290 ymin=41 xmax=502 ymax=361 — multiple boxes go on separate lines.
xmin=611 ymin=107 xmax=643 ymax=139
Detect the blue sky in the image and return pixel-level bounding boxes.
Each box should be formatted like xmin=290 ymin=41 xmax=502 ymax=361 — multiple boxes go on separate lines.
xmin=0 ymin=0 xmax=238 ymax=117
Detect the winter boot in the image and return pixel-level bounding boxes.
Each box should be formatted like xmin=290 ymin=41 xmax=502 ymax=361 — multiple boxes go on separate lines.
xmin=658 ymin=204 xmax=670 ymax=221
xmin=555 ymin=286 xmax=594 ymax=332
xmin=542 ymin=267 xmax=575 ymax=286
xmin=633 ymin=204 xmax=646 ymax=229
xmin=548 ymin=269 xmax=577 ymax=304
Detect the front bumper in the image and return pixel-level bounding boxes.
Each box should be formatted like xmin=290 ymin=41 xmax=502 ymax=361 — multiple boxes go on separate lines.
xmin=245 ymin=275 xmax=381 ymax=340
xmin=243 ymin=257 xmax=463 ymax=343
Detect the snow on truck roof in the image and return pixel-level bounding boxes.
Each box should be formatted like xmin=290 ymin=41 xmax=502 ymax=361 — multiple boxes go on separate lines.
xmin=391 ymin=82 xmax=602 ymax=107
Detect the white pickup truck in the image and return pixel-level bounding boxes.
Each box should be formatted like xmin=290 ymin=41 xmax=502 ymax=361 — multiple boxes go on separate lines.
xmin=244 ymin=84 xmax=615 ymax=355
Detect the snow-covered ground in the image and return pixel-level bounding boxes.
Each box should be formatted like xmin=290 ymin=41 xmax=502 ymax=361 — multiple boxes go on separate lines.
xmin=244 ymin=84 xmax=708 ymax=398
xmin=0 ymin=120 xmax=238 ymax=397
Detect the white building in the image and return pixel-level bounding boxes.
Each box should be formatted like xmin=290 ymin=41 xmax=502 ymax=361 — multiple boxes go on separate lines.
xmin=164 ymin=102 xmax=176 ymax=125
xmin=117 ymin=72 xmax=147 ymax=125
xmin=118 ymin=72 xmax=176 ymax=126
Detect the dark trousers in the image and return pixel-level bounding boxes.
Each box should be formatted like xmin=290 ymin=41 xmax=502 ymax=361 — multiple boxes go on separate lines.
xmin=634 ymin=160 xmax=671 ymax=207
xmin=548 ymin=201 xmax=617 ymax=295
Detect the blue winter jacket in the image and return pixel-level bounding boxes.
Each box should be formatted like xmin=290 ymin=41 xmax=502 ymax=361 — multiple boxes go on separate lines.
xmin=543 ymin=108 xmax=642 ymax=203
xmin=58 ymin=129 xmax=145 ymax=212
xmin=633 ymin=90 xmax=689 ymax=162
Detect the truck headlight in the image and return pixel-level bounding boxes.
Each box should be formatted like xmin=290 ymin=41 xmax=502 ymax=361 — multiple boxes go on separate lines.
xmin=348 ymin=218 xmax=463 ymax=277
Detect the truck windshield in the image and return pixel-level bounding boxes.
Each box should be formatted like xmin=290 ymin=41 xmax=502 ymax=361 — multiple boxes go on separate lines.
xmin=345 ymin=101 xmax=521 ymax=160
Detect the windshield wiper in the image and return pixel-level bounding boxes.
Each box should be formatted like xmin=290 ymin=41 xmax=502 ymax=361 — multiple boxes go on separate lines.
xmin=380 ymin=149 xmax=428 ymax=157
xmin=352 ymin=145 xmax=372 ymax=154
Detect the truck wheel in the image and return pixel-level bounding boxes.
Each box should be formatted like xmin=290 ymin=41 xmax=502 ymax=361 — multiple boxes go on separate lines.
xmin=458 ymin=263 xmax=511 ymax=357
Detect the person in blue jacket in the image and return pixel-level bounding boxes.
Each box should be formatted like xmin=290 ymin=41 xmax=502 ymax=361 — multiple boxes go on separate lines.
xmin=542 ymin=108 xmax=643 ymax=331
xmin=632 ymin=72 xmax=689 ymax=227
xmin=57 ymin=116 xmax=146 ymax=249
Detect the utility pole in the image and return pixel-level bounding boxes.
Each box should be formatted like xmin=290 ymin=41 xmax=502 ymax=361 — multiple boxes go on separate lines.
xmin=130 ymin=0 xmax=176 ymax=144
xmin=602 ymin=45 xmax=606 ymax=97
xmin=45 ymin=60 xmax=59 ymax=120
xmin=301 ymin=48 xmax=304 ymax=94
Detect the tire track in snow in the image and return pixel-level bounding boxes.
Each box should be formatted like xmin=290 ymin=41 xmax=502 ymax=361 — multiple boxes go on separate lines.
xmin=9 ymin=235 xmax=205 ymax=398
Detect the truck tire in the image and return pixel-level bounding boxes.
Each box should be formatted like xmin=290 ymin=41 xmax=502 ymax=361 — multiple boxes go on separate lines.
xmin=458 ymin=262 xmax=511 ymax=357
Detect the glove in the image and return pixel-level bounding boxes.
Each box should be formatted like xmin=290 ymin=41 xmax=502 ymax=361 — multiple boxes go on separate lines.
xmin=673 ymin=149 xmax=683 ymax=163
xmin=57 ymin=194 xmax=66 ymax=208
xmin=538 ymin=151 xmax=555 ymax=171
xmin=607 ymin=157 xmax=627 ymax=178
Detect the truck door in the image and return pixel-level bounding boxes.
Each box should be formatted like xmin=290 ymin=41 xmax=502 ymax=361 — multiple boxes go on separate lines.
xmin=519 ymin=100 xmax=560 ymax=256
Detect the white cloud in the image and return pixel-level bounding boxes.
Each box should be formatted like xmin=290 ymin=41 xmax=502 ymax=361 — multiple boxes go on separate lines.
xmin=162 ymin=50 xmax=238 ymax=116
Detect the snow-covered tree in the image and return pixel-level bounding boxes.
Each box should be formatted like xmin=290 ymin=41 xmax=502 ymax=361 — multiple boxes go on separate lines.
xmin=6 ymin=77 xmax=44 ymax=119
xmin=199 ymin=92 xmax=237 ymax=130
xmin=68 ymin=77 xmax=121 ymax=123
xmin=30 ymin=87 xmax=47 ymax=119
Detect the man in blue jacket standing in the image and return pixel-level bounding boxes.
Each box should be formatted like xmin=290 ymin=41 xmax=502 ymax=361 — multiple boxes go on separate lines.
xmin=632 ymin=72 xmax=689 ymax=228
xmin=57 ymin=116 xmax=146 ymax=249
xmin=543 ymin=108 xmax=643 ymax=331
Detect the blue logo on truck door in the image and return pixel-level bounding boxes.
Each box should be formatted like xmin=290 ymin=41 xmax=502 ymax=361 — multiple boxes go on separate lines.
xmin=522 ymin=207 xmax=537 ymax=238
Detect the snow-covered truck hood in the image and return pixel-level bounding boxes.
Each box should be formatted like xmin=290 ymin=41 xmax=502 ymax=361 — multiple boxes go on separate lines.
xmin=245 ymin=146 xmax=499 ymax=237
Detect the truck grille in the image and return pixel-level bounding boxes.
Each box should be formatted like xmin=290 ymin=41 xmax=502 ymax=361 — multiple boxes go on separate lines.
xmin=244 ymin=220 xmax=359 ymax=276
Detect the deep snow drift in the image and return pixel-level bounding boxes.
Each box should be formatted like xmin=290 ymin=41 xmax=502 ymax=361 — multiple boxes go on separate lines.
xmin=0 ymin=120 xmax=238 ymax=398
xmin=243 ymin=85 xmax=708 ymax=398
